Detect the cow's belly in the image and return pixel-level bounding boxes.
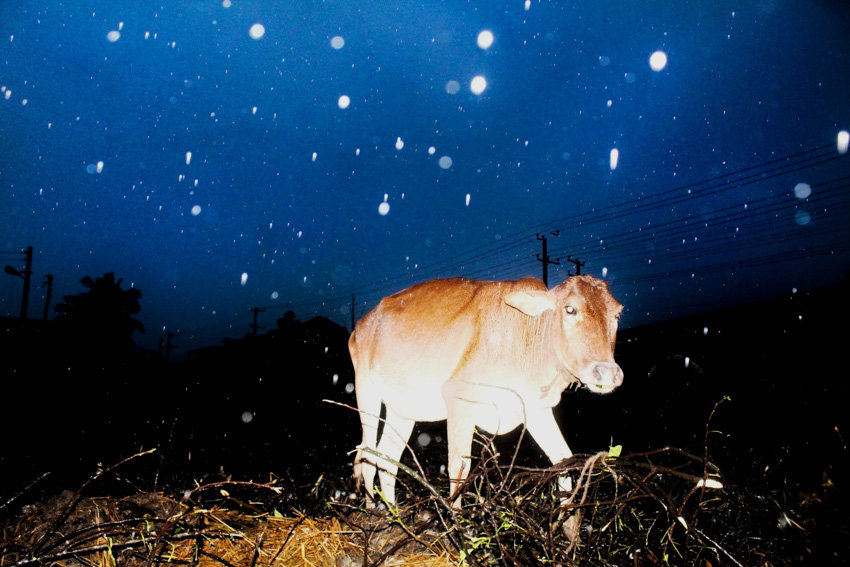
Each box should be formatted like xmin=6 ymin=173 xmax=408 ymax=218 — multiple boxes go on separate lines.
xmin=379 ymin=376 xmax=450 ymax=422
xmin=472 ymin=402 xmax=526 ymax=436
xmin=442 ymin=378 xmax=536 ymax=435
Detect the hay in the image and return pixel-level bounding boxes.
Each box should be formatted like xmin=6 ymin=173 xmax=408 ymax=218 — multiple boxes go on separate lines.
xmin=0 ymin=489 xmax=457 ymax=567
xmin=0 ymin=435 xmax=825 ymax=567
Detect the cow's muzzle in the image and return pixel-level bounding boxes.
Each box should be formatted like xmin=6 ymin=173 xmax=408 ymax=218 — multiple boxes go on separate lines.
xmin=582 ymin=362 xmax=623 ymax=394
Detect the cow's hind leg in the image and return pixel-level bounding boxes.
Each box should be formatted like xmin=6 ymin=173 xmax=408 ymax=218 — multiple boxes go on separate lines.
xmin=354 ymin=375 xmax=383 ymax=502
xmin=374 ymin=406 xmax=415 ymax=507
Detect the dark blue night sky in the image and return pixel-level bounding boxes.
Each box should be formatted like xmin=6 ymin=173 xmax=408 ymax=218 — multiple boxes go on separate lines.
xmin=2 ymin=1 xmax=848 ymax=356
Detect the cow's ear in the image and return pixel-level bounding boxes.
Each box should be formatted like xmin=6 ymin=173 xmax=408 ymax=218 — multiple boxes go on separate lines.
xmin=504 ymin=291 xmax=555 ymax=317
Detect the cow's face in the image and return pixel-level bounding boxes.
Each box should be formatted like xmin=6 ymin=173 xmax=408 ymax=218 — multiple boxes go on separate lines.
xmin=505 ymin=275 xmax=623 ymax=394
xmin=553 ymin=276 xmax=623 ymax=393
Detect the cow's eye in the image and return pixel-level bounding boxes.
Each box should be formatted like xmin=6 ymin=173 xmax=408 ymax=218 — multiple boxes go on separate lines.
xmin=565 ymin=305 xmax=577 ymax=316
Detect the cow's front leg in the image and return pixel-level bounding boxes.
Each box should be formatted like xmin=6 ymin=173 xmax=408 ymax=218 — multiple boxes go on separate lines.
xmin=443 ymin=382 xmax=478 ymax=508
xmin=526 ymin=408 xmax=583 ymax=543
xmin=525 ymin=408 xmax=574 ymax=492
xmin=445 ymin=410 xmax=475 ymax=508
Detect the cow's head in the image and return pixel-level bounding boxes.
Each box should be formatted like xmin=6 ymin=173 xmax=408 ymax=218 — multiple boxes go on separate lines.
xmin=505 ymin=275 xmax=624 ymax=393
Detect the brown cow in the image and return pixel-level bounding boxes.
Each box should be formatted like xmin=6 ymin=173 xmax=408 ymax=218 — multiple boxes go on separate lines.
xmin=349 ymin=275 xmax=623 ymax=506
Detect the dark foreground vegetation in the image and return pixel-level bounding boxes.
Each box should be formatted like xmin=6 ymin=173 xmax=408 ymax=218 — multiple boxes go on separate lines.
xmin=1 ymin=280 xmax=847 ymax=565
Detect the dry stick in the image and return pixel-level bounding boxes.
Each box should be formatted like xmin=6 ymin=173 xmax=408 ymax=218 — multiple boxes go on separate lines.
xmin=199 ymin=548 xmax=242 ymax=567
xmin=267 ymin=514 xmax=307 ymax=566
xmin=323 ymin=399 xmax=433 ymax=493
xmin=368 ymin=511 xmax=443 ymax=567
xmin=693 ymin=526 xmax=745 ymax=567
xmin=676 ymin=396 xmax=733 ymax=564
xmin=143 ymin=480 xmax=280 ymax=567
xmin=0 ymin=472 xmax=51 ymax=515
xmin=10 ymin=530 xmax=234 ymax=567
xmin=617 ymin=457 xmax=702 ymax=562
xmin=248 ymin=532 xmax=263 ymax=567
xmin=323 ymin=399 xmax=464 ymax=554
xmin=30 ymin=448 xmax=158 ymax=557
xmin=32 ymin=517 xmax=149 ymax=557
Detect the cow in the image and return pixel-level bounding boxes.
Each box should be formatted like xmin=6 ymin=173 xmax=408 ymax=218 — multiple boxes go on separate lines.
xmin=349 ymin=275 xmax=623 ymax=507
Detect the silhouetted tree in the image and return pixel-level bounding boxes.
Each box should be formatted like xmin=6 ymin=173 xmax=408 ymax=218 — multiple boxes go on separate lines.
xmin=55 ymin=272 xmax=144 ymax=354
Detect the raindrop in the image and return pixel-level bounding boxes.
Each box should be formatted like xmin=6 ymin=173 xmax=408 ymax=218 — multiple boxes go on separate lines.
xmin=417 ymin=433 xmax=432 ymax=447
xmin=191 ymin=205 xmax=202 ymax=216
xmin=838 ymin=130 xmax=849 ymax=155
xmin=337 ymin=95 xmax=350 ymax=109
xmin=96 ymin=161 xmax=104 ymax=173
xmin=330 ymin=35 xmax=345 ymax=49
xmin=106 ymin=30 xmax=121 ymax=42
xmin=465 ymin=193 xmax=471 ymax=206
xmin=793 ymin=182 xmax=811 ymax=199
xmin=185 ymin=151 xmax=192 ymax=165
xmin=378 ymin=201 xmax=390 ymax=216
xmin=649 ymin=50 xmax=667 ymax=71
xmin=249 ymin=23 xmax=265 ymax=40
xmin=428 ymin=146 xmax=436 ymax=155
xmin=438 ymin=155 xmax=453 ymax=169
xmin=609 ymin=148 xmax=619 ymax=170
xmin=470 ymin=75 xmax=487 ymax=95
xmin=241 ymin=411 xmax=254 ymax=424
xmin=445 ymin=80 xmax=460 ymax=94
xmin=477 ymin=30 xmax=494 ymax=50
xmin=240 ymin=272 xmax=248 ymax=286
xmin=794 ymin=210 xmax=811 ymax=225
xmin=344 ymin=383 xmax=354 ymax=394
xmin=395 ymin=137 xmax=404 ymax=150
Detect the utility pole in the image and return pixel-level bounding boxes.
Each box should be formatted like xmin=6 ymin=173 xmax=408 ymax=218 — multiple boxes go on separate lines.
xmin=250 ymin=307 xmax=266 ymax=336
xmin=536 ymin=231 xmax=560 ymax=287
xmin=42 ymin=274 xmax=53 ymax=321
xmin=566 ymin=255 xmax=585 ymax=276
xmin=160 ymin=331 xmax=179 ymax=362
xmin=3 ymin=246 xmax=33 ymax=320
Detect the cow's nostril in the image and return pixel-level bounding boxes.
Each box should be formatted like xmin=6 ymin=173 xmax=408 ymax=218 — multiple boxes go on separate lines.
xmin=592 ymin=363 xmax=623 ymax=387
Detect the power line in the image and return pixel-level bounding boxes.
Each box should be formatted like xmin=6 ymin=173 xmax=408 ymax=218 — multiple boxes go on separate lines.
xmin=242 ymin=142 xmax=849 ymax=332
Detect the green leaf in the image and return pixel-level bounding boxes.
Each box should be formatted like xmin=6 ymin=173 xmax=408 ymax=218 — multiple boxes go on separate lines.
xmin=607 ymin=444 xmax=622 ymax=458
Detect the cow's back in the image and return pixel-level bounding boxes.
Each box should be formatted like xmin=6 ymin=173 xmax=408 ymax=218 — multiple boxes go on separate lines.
xmin=349 ymin=277 xmax=546 ymax=422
